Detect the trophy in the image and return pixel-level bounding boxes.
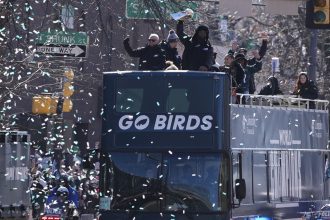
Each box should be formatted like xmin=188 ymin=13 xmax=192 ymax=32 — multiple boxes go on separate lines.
xmin=170 ymin=8 xmax=194 ymax=21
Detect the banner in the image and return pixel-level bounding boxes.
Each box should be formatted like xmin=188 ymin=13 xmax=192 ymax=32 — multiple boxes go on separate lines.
xmin=231 ymin=105 xmax=329 ymax=149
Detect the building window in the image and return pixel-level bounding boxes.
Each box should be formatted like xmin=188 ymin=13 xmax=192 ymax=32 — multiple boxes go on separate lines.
xmin=61 ymin=4 xmax=74 ymax=29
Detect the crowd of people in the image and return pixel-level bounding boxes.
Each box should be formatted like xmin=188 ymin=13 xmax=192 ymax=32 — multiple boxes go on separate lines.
xmin=123 ymin=19 xmax=319 ymax=107
xmin=30 ymin=150 xmax=99 ymax=219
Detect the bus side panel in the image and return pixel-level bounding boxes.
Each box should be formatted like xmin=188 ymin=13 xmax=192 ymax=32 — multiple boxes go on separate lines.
xmin=232 ymin=150 xmax=328 ymax=219
xmin=216 ymin=73 xmax=231 ymax=150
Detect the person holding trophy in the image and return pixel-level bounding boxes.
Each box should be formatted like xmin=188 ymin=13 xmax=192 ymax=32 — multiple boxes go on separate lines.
xmin=175 ymin=9 xmax=214 ymax=71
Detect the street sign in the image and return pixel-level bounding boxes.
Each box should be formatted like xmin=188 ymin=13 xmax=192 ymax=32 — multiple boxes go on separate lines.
xmin=126 ymin=0 xmax=198 ymax=20
xmin=36 ymin=45 xmax=86 ymax=57
xmin=37 ymin=31 xmax=88 ymax=45
xmin=36 ymin=31 xmax=89 ymax=58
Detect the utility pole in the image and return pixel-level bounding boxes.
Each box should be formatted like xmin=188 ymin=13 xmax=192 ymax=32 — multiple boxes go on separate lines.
xmin=308 ymin=29 xmax=317 ymax=82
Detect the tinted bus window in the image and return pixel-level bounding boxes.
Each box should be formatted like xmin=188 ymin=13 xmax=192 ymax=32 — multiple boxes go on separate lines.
xmin=115 ymin=78 xmax=214 ymax=113
xmin=108 ymin=152 xmax=229 ymax=213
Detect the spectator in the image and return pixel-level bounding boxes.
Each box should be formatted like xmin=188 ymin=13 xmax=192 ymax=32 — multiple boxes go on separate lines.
xmin=79 ymin=180 xmax=98 ymax=214
xmin=224 ymin=53 xmax=234 ymax=67
xmin=217 ymin=53 xmax=234 ymax=73
xmin=47 ymin=175 xmax=79 ymax=208
xmin=234 ymin=53 xmax=262 ymax=102
xmin=123 ymin=34 xmax=166 ymax=70
xmin=161 ymin=30 xmax=182 ymax=69
xmin=31 ymin=179 xmax=47 ymax=218
xmin=210 ymin=52 xmax=221 ymax=72
xmin=177 ymin=20 xmax=214 ymax=71
xmin=259 ymin=76 xmax=283 ymax=96
xmin=293 ymin=72 xmax=318 ymax=109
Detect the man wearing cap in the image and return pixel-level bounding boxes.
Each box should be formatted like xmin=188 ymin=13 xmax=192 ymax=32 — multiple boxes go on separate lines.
xmin=234 ymin=52 xmax=262 ymax=98
xmin=229 ymin=33 xmax=268 ymax=94
xmin=177 ymin=20 xmax=214 ymax=71
xmin=160 ymin=30 xmax=182 ymax=69
xmin=123 ymin=33 xmax=166 ymax=70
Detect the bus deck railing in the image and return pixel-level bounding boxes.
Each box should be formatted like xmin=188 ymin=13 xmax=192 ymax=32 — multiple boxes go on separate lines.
xmin=233 ymin=93 xmax=329 ymax=110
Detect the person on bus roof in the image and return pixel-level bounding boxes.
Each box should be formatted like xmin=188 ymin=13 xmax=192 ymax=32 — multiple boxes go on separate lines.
xmin=229 ymin=33 xmax=268 ymax=94
xmin=292 ymin=72 xmax=318 ymax=109
xmin=259 ymin=76 xmax=283 ymax=96
xmin=123 ymin=33 xmax=166 ymax=71
xmin=160 ymin=30 xmax=182 ymax=69
xmin=234 ymin=52 xmax=262 ymax=95
xmin=176 ymin=20 xmax=214 ymax=71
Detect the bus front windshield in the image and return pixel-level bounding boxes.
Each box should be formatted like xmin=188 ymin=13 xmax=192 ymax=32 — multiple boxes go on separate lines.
xmin=107 ymin=152 xmax=229 ymax=213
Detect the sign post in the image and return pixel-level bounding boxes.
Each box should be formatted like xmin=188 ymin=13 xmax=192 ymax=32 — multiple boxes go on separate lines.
xmin=36 ymin=31 xmax=89 ymax=58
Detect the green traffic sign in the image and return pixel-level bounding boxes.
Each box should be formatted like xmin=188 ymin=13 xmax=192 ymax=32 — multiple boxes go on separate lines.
xmin=37 ymin=31 xmax=88 ymax=45
xmin=126 ymin=0 xmax=198 ymax=20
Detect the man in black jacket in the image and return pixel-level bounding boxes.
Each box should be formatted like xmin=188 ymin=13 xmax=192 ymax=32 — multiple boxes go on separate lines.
xmin=123 ymin=34 xmax=166 ymax=70
xmin=177 ymin=20 xmax=214 ymax=71
xmin=229 ymin=34 xmax=268 ymax=94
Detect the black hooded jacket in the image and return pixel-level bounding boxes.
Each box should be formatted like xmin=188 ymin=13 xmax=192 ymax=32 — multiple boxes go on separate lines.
xmin=160 ymin=40 xmax=182 ymax=69
xmin=177 ymin=21 xmax=214 ymax=70
xmin=123 ymin=38 xmax=166 ymax=70
xmin=259 ymin=76 xmax=283 ymax=95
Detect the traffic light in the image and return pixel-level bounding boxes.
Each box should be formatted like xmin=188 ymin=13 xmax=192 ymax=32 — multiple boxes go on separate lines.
xmin=32 ymin=95 xmax=72 ymax=115
xmin=306 ymin=0 xmax=330 ymax=29
xmin=61 ymin=69 xmax=74 ymax=113
xmin=63 ymin=69 xmax=74 ymax=98
xmin=32 ymin=95 xmax=57 ymax=114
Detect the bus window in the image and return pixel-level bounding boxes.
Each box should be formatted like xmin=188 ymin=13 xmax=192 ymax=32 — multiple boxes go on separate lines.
xmin=109 ymin=152 xmax=162 ymax=211
xmin=166 ymin=89 xmax=189 ymax=113
xmin=268 ymin=151 xmax=281 ymax=201
xmin=163 ymin=153 xmax=229 ymax=212
xmin=300 ymin=152 xmax=323 ymax=200
xmin=116 ymin=88 xmax=143 ymax=112
xmin=253 ymin=151 xmax=268 ymax=202
xmin=115 ymin=78 xmax=214 ymax=114
xmin=232 ymin=152 xmax=253 ymax=204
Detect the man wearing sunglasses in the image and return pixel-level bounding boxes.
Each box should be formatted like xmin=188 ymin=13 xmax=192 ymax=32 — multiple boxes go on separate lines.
xmin=123 ymin=33 xmax=166 ymax=70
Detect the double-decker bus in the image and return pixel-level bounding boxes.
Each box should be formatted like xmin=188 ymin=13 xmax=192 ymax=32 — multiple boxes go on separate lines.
xmin=97 ymin=71 xmax=329 ymax=220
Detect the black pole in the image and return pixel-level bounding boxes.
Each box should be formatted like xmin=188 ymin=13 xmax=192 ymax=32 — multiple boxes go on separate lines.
xmin=238 ymin=152 xmax=243 ymax=179
xmin=308 ymin=29 xmax=318 ymax=82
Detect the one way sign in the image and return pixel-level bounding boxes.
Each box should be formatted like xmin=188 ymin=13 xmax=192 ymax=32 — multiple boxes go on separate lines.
xmin=36 ymin=44 xmax=87 ymax=58
xmin=36 ymin=31 xmax=89 ymax=58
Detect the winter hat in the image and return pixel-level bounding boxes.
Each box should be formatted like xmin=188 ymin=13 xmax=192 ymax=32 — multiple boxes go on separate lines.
xmin=148 ymin=33 xmax=159 ymax=41
xmin=238 ymin=48 xmax=248 ymax=55
xmin=299 ymin=72 xmax=308 ymax=77
xmin=192 ymin=24 xmax=210 ymax=43
xmin=167 ymin=30 xmax=179 ymax=42
xmin=225 ymin=53 xmax=234 ymax=59
xmin=234 ymin=53 xmax=247 ymax=61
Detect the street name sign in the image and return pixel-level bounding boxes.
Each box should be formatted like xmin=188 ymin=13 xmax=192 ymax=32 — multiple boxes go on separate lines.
xmin=36 ymin=31 xmax=89 ymax=58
